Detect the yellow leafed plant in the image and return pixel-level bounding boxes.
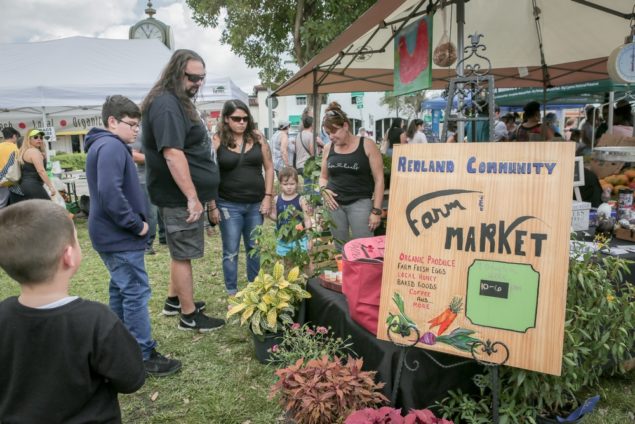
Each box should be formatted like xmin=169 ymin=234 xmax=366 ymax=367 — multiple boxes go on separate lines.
xmin=227 ymin=261 xmax=311 ymax=335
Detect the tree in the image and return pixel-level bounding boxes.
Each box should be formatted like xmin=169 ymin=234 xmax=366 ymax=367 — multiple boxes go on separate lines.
xmin=380 ymin=91 xmax=427 ymax=120
xmin=186 ymin=0 xmax=376 ymax=87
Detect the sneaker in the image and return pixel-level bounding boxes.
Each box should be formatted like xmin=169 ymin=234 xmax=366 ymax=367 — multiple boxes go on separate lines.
xmin=162 ymin=298 xmax=207 ymax=316
xmin=145 ymin=246 xmax=156 ymax=255
xmin=178 ymin=310 xmax=225 ymax=332
xmin=144 ymin=349 xmax=182 ymax=377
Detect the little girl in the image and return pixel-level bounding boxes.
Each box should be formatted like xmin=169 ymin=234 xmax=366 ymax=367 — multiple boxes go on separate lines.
xmin=269 ymin=167 xmax=312 ymax=258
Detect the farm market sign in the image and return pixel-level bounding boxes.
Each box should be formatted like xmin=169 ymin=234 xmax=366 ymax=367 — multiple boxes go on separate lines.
xmin=378 ymin=143 xmax=574 ymax=375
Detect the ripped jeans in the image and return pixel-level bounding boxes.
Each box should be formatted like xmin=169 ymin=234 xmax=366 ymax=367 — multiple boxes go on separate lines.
xmin=217 ymin=198 xmax=263 ymax=295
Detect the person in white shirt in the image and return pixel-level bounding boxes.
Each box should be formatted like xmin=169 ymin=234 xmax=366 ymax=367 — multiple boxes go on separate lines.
xmin=406 ymin=119 xmax=427 ymax=144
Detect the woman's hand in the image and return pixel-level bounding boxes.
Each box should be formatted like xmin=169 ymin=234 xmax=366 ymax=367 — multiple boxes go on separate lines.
xmin=260 ymin=196 xmax=272 ymax=215
xmin=368 ymin=212 xmax=381 ymax=232
xmin=321 ymin=188 xmax=339 ymax=210
xmin=208 ymin=204 xmax=220 ymax=225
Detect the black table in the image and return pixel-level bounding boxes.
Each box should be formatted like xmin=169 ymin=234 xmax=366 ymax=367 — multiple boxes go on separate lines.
xmin=305 ymin=279 xmax=483 ymax=410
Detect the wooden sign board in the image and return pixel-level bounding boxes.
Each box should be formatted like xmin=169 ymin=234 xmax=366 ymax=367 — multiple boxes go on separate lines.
xmin=377 ymin=143 xmax=574 ymax=375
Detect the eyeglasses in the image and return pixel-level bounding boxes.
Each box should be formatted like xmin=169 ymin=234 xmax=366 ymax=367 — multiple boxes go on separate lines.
xmin=117 ymin=119 xmax=140 ymax=130
xmin=184 ymin=72 xmax=206 ymax=83
xmin=325 ymin=110 xmax=346 ymax=119
xmin=229 ymin=116 xmax=249 ymax=123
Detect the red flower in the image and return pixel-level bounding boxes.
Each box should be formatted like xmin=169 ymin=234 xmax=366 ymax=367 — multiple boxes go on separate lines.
xmin=316 ymin=326 xmax=328 ymax=335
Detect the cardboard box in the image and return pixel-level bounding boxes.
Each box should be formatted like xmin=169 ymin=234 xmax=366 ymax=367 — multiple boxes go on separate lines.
xmin=572 ymin=201 xmax=591 ymax=231
xmin=614 ymin=227 xmax=635 ymax=242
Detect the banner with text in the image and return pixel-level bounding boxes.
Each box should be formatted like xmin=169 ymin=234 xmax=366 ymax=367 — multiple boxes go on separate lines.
xmin=377 ymin=143 xmax=574 ymax=375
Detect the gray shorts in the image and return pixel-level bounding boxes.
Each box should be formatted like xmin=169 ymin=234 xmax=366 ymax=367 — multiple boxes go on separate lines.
xmin=159 ymin=206 xmax=204 ymax=260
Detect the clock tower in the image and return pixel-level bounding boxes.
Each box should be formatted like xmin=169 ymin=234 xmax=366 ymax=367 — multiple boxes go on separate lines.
xmin=129 ymin=1 xmax=174 ymax=50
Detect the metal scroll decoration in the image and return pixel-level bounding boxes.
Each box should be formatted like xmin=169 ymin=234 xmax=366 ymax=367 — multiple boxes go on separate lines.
xmin=470 ymin=339 xmax=510 ymax=424
xmin=441 ymin=32 xmax=496 ymax=143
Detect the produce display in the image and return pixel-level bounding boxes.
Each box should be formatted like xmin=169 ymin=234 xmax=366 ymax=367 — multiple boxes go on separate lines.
xmin=599 ymin=169 xmax=635 ymax=195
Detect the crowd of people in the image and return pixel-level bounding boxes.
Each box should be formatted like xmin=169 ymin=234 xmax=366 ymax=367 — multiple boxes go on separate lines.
xmin=0 ymin=47 xmax=389 ymax=422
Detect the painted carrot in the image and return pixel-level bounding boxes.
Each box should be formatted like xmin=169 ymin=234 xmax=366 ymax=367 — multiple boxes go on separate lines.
xmin=428 ymin=297 xmax=463 ymax=336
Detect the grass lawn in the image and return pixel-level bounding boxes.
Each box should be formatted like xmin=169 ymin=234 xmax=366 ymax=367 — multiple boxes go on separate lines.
xmin=0 ymin=217 xmax=633 ymax=423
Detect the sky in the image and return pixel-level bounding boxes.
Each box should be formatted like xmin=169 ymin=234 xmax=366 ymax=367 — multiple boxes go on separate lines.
xmin=0 ymin=0 xmax=262 ymax=93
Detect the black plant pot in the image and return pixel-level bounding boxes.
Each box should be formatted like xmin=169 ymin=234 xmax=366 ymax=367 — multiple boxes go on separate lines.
xmin=251 ymin=331 xmax=283 ymax=364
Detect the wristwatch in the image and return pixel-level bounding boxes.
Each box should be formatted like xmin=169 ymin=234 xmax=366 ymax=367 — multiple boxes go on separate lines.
xmin=371 ymin=208 xmax=382 ymax=216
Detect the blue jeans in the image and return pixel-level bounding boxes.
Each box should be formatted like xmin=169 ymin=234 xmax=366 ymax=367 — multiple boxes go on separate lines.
xmin=329 ymin=198 xmax=373 ymax=251
xmin=218 ymin=199 xmax=263 ymax=295
xmin=99 ymin=250 xmax=156 ymax=360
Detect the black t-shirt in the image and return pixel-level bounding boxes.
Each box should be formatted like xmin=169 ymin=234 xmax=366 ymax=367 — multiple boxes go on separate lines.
xmin=0 ymin=297 xmax=145 ymax=424
xmin=218 ymin=143 xmax=265 ymax=203
xmin=326 ymin=137 xmax=374 ymax=205
xmin=388 ymin=127 xmax=404 ymax=147
xmin=142 ymin=92 xmax=219 ymax=207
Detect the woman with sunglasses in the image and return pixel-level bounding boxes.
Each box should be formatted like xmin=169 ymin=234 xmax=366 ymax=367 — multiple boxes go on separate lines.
xmin=10 ymin=129 xmax=56 ymax=203
xmin=210 ymin=100 xmax=274 ymax=300
xmin=319 ymin=102 xmax=384 ymax=251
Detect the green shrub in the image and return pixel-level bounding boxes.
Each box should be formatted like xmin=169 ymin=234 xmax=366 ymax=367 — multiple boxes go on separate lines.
xmin=436 ymin=236 xmax=635 ymax=422
xmin=52 ymin=153 xmax=87 ymax=171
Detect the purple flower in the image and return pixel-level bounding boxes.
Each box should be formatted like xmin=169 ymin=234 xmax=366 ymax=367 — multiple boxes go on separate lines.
xmin=316 ymin=326 xmax=328 ymax=335
xmin=271 ymin=344 xmax=279 ymax=353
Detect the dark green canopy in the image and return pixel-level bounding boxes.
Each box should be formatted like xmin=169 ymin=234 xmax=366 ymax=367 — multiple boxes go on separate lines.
xmin=495 ymin=80 xmax=632 ymax=106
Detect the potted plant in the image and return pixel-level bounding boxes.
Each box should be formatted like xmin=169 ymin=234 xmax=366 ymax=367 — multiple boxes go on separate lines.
xmin=435 ymin=235 xmax=635 ymax=423
xmin=227 ymin=261 xmax=311 ymax=363
xmin=268 ymin=322 xmax=355 ymax=369
xmin=270 ymin=355 xmax=388 ymax=424
xmin=345 ymin=406 xmax=454 ymax=423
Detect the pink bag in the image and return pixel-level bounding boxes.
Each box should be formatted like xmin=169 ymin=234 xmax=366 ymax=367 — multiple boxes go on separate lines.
xmin=341 ymin=236 xmax=385 ymax=335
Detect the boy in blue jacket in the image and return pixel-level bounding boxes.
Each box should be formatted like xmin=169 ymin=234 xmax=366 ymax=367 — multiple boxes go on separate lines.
xmin=85 ymin=95 xmax=181 ymax=377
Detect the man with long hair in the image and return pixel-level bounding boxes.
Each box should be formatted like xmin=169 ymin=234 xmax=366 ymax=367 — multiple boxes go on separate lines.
xmin=141 ymin=49 xmax=224 ymax=332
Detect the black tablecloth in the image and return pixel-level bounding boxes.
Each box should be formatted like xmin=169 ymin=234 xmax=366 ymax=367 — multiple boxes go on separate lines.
xmin=305 ymin=279 xmax=483 ymax=410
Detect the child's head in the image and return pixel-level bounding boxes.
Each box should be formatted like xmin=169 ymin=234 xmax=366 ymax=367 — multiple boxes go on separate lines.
xmin=278 ymin=167 xmax=299 ymax=195
xmin=0 ymin=200 xmax=80 ymax=285
xmin=102 ymin=95 xmax=141 ymax=144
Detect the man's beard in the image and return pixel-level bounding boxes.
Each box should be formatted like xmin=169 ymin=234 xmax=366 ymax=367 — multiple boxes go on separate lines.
xmin=186 ymin=86 xmax=199 ymax=98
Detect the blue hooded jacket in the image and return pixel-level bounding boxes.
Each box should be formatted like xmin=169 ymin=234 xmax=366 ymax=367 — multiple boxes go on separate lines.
xmin=85 ymin=128 xmax=148 ymax=253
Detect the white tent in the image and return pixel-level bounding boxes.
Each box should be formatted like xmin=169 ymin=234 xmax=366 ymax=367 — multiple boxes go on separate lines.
xmin=0 ymin=37 xmax=248 ymax=135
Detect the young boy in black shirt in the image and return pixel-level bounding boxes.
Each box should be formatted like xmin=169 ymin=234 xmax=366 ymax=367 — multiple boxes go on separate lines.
xmin=0 ymin=200 xmax=145 ymax=423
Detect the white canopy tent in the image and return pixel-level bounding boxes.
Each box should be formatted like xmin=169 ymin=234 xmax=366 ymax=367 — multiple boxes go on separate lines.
xmin=0 ymin=37 xmax=248 ymax=136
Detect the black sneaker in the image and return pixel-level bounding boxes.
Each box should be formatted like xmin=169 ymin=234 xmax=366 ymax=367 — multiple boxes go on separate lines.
xmin=178 ymin=310 xmax=225 ymax=332
xmin=144 ymin=349 xmax=182 ymax=377
xmin=162 ymin=298 xmax=207 ymax=316
xmin=145 ymin=246 xmax=156 ymax=255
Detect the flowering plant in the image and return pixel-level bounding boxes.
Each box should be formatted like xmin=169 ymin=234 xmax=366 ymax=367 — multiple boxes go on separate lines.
xmin=345 ymin=407 xmax=454 ymax=424
xmin=268 ymin=322 xmax=355 ymax=368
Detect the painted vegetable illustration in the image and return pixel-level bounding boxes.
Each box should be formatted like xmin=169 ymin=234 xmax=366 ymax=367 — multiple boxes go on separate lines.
xmin=386 ymin=292 xmax=418 ymax=337
xmin=428 ymin=296 xmax=463 ymax=335
xmin=419 ymin=328 xmax=480 ymax=352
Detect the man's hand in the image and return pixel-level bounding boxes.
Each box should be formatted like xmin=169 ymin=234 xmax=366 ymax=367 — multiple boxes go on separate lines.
xmin=138 ymin=222 xmax=149 ymax=236
xmin=186 ymin=197 xmax=203 ymax=223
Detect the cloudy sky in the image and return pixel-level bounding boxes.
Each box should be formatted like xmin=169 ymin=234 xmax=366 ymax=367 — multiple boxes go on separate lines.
xmin=0 ymin=0 xmax=261 ymax=93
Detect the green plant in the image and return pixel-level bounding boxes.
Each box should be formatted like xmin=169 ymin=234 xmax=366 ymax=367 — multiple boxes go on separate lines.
xmin=51 ymin=153 xmax=86 ymax=171
xmin=226 ymin=261 xmax=311 ymax=336
xmin=436 ymin=237 xmax=635 ymax=422
xmin=270 ymin=355 xmax=388 ymax=424
xmin=251 ymin=156 xmax=340 ymax=275
xmin=268 ymin=323 xmax=355 ymax=368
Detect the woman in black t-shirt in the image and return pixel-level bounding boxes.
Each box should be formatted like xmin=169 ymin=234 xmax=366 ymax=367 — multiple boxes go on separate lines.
xmin=210 ymin=100 xmax=274 ymax=298
xmin=319 ymin=102 xmax=385 ymax=251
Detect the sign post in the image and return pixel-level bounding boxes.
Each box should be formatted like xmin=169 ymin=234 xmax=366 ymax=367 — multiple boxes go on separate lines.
xmin=377 ymin=143 xmax=574 ymax=376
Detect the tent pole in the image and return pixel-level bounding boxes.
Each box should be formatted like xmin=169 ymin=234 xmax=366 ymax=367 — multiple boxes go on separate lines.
xmin=608 ymin=91 xmax=614 ymax=134
xmin=312 ymin=66 xmax=319 ymax=155
xmin=267 ymin=86 xmax=274 ymax=141
xmin=456 ymin=0 xmax=465 ymax=143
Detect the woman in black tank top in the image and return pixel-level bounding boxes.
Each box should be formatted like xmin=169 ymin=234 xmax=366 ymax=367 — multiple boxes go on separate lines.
xmin=319 ymin=102 xmax=385 ymax=251
xmin=211 ymin=100 xmax=274 ymax=297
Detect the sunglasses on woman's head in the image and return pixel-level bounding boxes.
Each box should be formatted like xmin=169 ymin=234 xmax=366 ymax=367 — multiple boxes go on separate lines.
xmin=229 ymin=116 xmax=249 ymax=123
xmin=184 ymin=72 xmax=206 ymax=83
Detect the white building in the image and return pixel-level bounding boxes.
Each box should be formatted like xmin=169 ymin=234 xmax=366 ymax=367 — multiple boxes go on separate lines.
xmin=250 ymin=86 xmax=404 ymax=141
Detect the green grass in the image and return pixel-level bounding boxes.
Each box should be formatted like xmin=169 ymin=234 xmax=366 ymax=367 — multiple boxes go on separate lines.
xmin=0 ymin=218 xmax=633 ymax=423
